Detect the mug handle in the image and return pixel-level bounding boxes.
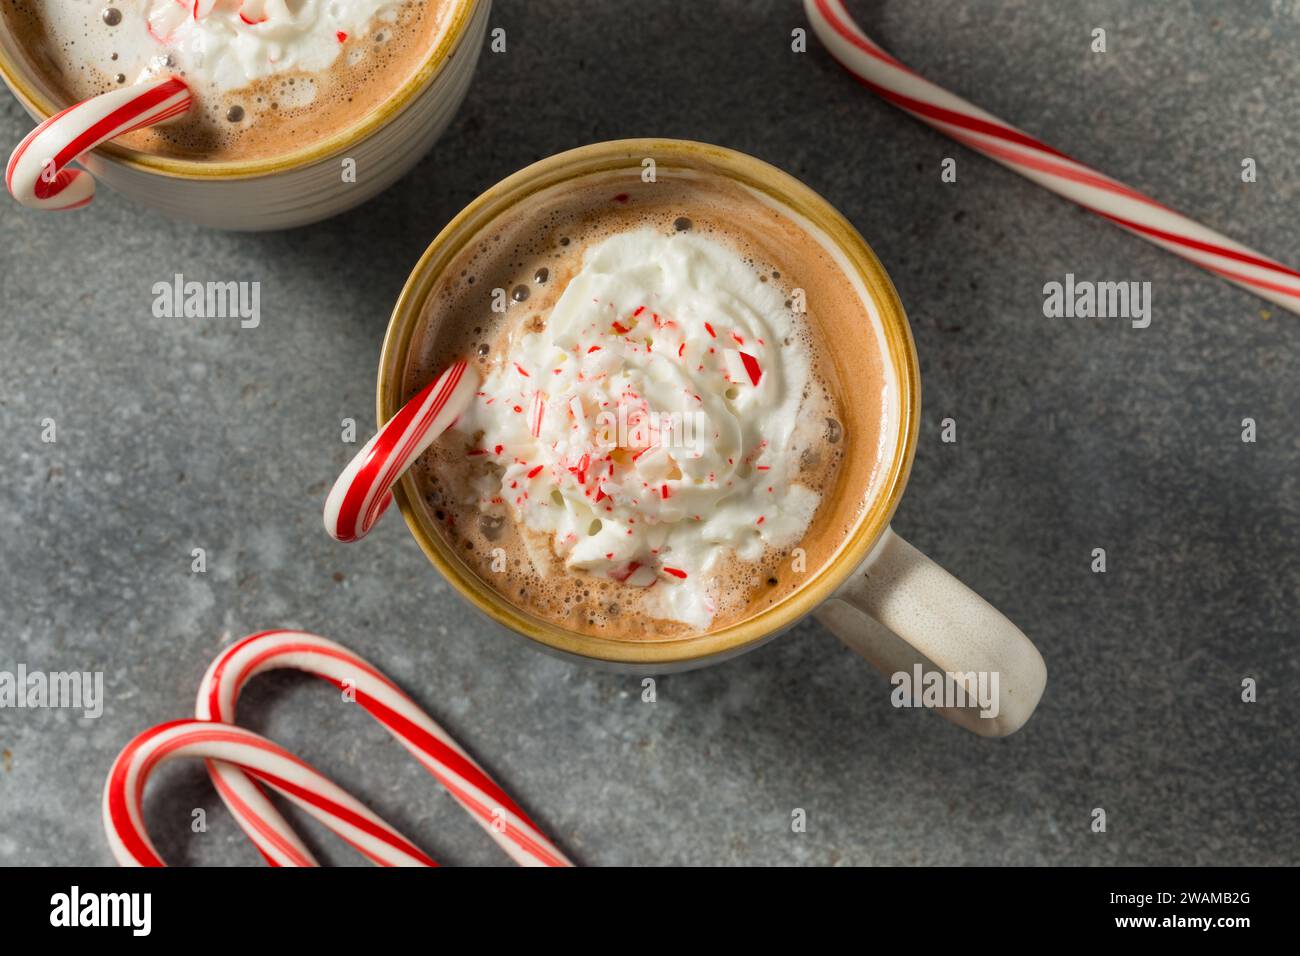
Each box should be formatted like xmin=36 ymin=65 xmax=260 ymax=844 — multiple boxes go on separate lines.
xmin=814 ymin=526 xmax=1047 ymax=736
xmin=5 ymin=76 xmax=191 ymax=211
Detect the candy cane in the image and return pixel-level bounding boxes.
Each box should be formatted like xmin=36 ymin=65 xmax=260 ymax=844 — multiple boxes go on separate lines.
xmin=103 ymin=720 xmax=437 ymax=867
xmin=805 ymin=0 xmax=1300 ymax=315
xmin=324 ymin=359 xmax=478 ymax=541
xmin=6 ymin=76 xmax=192 ymax=212
xmin=196 ymin=630 xmax=572 ymax=867
xmin=103 ymin=631 xmax=572 ymax=867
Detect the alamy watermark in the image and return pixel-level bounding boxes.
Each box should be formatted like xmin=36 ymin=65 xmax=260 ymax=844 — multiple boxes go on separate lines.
xmin=591 ymin=405 xmax=708 ymax=453
xmin=891 ymin=664 xmax=1000 ymax=719
xmin=152 ymin=273 xmax=260 ymax=329
xmin=50 ymin=886 xmax=150 ymax=936
xmin=1043 ymin=273 xmax=1150 ymax=329
xmin=0 ymin=665 xmax=104 ymax=718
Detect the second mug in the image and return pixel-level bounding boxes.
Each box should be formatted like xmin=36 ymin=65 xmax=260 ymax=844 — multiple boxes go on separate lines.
xmin=0 ymin=0 xmax=490 ymax=228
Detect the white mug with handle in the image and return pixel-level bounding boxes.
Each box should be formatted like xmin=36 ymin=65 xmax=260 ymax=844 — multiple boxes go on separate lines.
xmin=331 ymin=140 xmax=1048 ymax=738
xmin=0 ymin=0 xmax=492 ymax=229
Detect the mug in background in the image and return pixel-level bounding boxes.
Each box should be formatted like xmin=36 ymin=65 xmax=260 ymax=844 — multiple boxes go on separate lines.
xmin=377 ymin=139 xmax=1047 ymax=736
xmin=0 ymin=0 xmax=490 ymax=230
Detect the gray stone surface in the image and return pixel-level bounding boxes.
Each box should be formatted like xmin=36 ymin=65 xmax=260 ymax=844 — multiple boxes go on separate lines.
xmin=0 ymin=0 xmax=1296 ymax=867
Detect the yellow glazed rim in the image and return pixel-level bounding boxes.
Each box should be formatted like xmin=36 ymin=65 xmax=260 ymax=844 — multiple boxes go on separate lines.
xmin=379 ymin=138 xmax=921 ymax=665
xmin=0 ymin=0 xmax=481 ymax=181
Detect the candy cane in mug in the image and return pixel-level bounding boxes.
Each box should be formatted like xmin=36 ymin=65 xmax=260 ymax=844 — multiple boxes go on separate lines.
xmin=6 ymin=76 xmax=192 ymax=211
xmin=325 ymin=359 xmax=478 ymax=541
xmin=804 ymin=0 xmax=1300 ymax=315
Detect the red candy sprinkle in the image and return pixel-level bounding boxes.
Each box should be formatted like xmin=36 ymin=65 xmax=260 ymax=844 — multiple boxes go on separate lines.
xmin=609 ymin=561 xmax=640 ymax=582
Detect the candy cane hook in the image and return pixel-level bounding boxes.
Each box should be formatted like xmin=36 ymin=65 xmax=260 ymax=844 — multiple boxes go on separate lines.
xmin=6 ymin=77 xmax=192 ymax=211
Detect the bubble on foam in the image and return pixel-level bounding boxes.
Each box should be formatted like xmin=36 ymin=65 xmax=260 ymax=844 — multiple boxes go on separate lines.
xmin=274 ymin=76 xmax=318 ymax=110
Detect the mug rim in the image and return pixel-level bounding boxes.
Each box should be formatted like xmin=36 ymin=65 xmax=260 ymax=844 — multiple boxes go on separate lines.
xmin=0 ymin=0 xmax=482 ymax=181
xmin=378 ymin=138 xmax=921 ymax=665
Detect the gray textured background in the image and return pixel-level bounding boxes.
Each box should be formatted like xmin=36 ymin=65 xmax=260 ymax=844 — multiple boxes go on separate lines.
xmin=1 ymin=0 xmax=1296 ymax=866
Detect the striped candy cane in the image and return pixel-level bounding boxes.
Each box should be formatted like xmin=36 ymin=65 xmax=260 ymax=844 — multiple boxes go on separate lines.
xmin=805 ymin=0 xmax=1300 ymax=314
xmin=196 ymin=630 xmax=572 ymax=867
xmin=104 ymin=720 xmax=437 ymax=867
xmin=324 ymin=359 xmax=478 ymax=541
xmin=6 ymin=76 xmax=192 ymax=212
xmin=103 ymin=631 xmax=572 ymax=867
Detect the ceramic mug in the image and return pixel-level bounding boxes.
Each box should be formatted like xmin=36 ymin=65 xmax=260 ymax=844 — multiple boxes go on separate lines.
xmin=377 ymin=139 xmax=1047 ymax=736
xmin=0 ymin=0 xmax=490 ymax=230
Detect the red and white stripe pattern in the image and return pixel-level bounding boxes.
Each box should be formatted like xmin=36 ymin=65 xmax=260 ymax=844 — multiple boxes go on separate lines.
xmin=324 ymin=359 xmax=478 ymax=541
xmin=104 ymin=719 xmax=438 ymax=867
xmin=805 ymin=0 xmax=1300 ymax=314
xmin=6 ymin=76 xmax=192 ymax=212
xmin=197 ymin=631 xmax=571 ymax=867
xmin=104 ymin=630 xmax=572 ymax=867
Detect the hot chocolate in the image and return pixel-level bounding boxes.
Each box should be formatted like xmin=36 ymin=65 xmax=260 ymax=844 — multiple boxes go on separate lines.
xmin=405 ymin=165 xmax=892 ymax=640
xmin=1 ymin=0 xmax=456 ymax=160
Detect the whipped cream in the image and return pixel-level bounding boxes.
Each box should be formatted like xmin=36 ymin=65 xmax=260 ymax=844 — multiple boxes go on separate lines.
xmin=139 ymin=0 xmax=399 ymax=93
xmin=455 ymin=228 xmax=820 ymax=629
xmin=33 ymin=0 xmax=403 ymax=101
